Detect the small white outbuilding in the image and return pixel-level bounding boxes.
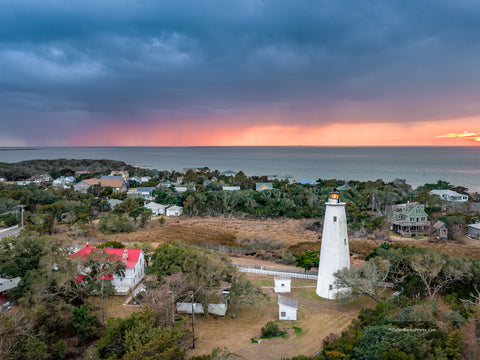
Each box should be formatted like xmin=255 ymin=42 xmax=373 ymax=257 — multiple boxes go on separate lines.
xmin=274 ymin=277 xmax=291 ymax=293
xmin=278 ymin=295 xmax=298 ymax=321
xmin=166 ymin=205 xmax=183 ymax=217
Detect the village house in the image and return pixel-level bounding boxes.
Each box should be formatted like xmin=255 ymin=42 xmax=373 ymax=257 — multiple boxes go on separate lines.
xmin=390 ymin=202 xmax=431 ymax=237
xmin=256 ymin=182 xmax=274 ymax=191
xmin=220 ymin=170 xmax=237 ymax=177
xmin=74 ymin=177 xmax=127 ymax=193
xmin=134 ymin=187 xmax=156 ymax=200
xmin=467 ymin=223 xmax=480 ymax=240
xmin=430 ymin=189 xmax=469 ymax=202
xmin=166 ymin=205 xmax=183 ymax=217
xmin=222 ymin=186 xmax=240 ymax=191
xmin=109 ymin=170 xmax=129 ymax=178
xmin=278 ymin=295 xmax=298 ymax=321
xmin=52 ymin=176 xmax=76 ymax=188
xmin=144 ymin=202 xmax=167 ymax=216
xmin=72 ymin=245 xmax=145 ymax=294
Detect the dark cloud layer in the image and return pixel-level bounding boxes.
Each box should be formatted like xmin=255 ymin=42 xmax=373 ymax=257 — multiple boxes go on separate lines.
xmin=1 ymin=0 xmax=480 ymax=144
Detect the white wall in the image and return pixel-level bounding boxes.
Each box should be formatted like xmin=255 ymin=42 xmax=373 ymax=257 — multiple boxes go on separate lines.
xmin=274 ymin=279 xmax=291 ymax=293
xmin=111 ymin=252 xmax=145 ymax=292
xmin=279 ymin=304 xmax=297 ymax=321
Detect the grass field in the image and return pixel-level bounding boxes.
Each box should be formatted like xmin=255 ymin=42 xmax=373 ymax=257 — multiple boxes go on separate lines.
xmin=85 ymin=215 xmax=480 ymax=260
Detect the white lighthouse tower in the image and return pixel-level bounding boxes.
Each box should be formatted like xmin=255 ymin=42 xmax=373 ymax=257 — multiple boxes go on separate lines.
xmin=316 ymin=189 xmax=350 ymax=299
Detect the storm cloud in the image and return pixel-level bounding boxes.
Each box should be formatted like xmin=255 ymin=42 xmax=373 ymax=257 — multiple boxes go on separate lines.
xmin=1 ymin=0 xmax=480 ymax=145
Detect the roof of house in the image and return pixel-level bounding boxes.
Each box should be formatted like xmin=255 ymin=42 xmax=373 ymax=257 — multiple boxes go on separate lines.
xmin=300 ymin=179 xmax=318 ymax=185
xmin=101 ymin=176 xmax=124 ymax=180
xmin=167 ymin=205 xmax=183 ymax=211
xmin=99 ymin=179 xmax=125 ymax=188
xmin=256 ymin=182 xmax=273 ymax=190
xmin=278 ymin=295 xmax=298 ymax=309
xmin=0 ymin=277 xmax=21 ymax=293
xmin=433 ymin=221 xmax=446 ymax=230
xmin=467 ymin=223 xmax=480 ymax=230
xmin=136 ymin=187 xmax=155 ymax=192
xmin=145 ymin=202 xmax=165 ymax=209
xmin=81 ymin=178 xmax=101 ymax=185
xmin=430 ymin=189 xmax=466 ymax=197
xmin=72 ymin=245 xmax=142 ymax=269
xmin=107 ymin=199 xmax=123 ymax=207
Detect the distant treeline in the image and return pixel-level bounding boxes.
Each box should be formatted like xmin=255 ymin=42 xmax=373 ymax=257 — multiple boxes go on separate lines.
xmin=0 ymin=159 xmax=160 ymax=180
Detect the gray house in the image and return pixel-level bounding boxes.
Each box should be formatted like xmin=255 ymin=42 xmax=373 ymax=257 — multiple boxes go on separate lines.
xmin=467 ymin=223 xmax=480 ymax=239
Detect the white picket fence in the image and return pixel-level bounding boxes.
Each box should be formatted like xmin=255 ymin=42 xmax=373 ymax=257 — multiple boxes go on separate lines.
xmin=237 ymin=266 xmax=318 ymax=280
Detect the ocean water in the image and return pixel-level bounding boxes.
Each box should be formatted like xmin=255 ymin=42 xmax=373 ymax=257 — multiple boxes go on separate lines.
xmin=1 ymin=146 xmax=480 ymax=192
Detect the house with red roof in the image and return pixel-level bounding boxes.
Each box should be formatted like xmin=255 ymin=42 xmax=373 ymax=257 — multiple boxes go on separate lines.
xmin=72 ymin=245 xmax=145 ymax=294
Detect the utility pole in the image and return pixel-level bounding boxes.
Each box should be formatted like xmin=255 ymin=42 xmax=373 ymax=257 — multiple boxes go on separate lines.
xmin=191 ymin=294 xmax=196 ymax=349
xmin=18 ymin=204 xmax=26 ymax=228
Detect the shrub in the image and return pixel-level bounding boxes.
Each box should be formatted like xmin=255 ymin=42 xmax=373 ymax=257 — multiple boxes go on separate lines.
xmin=261 ymin=321 xmax=280 ymax=338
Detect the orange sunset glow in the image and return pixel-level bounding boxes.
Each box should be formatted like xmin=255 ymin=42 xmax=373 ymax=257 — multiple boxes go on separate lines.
xmin=71 ymin=117 xmax=480 ymax=147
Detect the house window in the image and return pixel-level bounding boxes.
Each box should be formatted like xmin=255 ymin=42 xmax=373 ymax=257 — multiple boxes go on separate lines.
xmin=281 ymin=283 xmax=285 ymax=287
xmin=333 ymin=216 xmax=337 ymax=222
xmin=329 ymin=284 xmax=333 ymax=290
xmin=344 ymin=238 xmax=347 ymax=245
xmin=281 ymin=312 xmax=286 ymax=317
xmin=410 ymin=217 xmax=414 ymax=221
xmin=421 ymin=217 xmax=425 ymax=221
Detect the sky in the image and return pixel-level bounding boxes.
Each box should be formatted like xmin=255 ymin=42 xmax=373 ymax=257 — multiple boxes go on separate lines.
xmin=1 ymin=0 xmax=480 ymax=147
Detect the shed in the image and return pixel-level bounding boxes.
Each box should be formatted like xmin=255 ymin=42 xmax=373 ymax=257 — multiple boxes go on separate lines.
xmin=166 ymin=205 xmax=183 ymax=217
xmin=467 ymin=223 xmax=480 ymax=240
xmin=274 ymin=277 xmax=291 ymax=293
xmin=278 ymin=295 xmax=298 ymax=321
xmin=433 ymin=221 xmax=448 ymax=239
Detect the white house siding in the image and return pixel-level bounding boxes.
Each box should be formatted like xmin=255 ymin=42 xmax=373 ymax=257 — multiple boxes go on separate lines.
xmin=166 ymin=206 xmax=183 ymax=217
xmin=111 ymin=252 xmax=145 ymax=292
xmin=278 ymin=304 xmax=297 ymax=321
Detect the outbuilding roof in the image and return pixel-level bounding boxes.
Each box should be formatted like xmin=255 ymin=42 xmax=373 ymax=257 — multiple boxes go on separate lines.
xmin=278 ymin=295 xmax=298 ymax=309
xmin=467 ymin=223 xmax=480 ymax=230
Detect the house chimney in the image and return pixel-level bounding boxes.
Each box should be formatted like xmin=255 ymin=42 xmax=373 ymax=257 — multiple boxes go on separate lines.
xmin=123 ymin=249 xmax=128 ymax=264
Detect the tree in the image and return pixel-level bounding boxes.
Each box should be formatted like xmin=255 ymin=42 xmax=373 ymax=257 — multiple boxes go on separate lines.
xmin=96 ymin=307 xmax=189 ymax=360
xmin=150 ymin=244 xmax=236 ymax=315
xmin=334 ymin=258 xmax=391 ymax=303
xmin=97 ymin=240 xmax=126 ymax=249
xmin=294 ymin=251 xmax=319 ymax=272
xmin=228 ymin=272 xmax=268 ymax=319
xmin=408 ymin=249 xmax=470 ymax=299
xmin=72 ymin=304 xmax=101 ymax=341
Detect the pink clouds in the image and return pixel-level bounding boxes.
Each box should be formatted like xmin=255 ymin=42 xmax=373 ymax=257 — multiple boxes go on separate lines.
xmin=68 ymin=116 xmax=480 ymax=147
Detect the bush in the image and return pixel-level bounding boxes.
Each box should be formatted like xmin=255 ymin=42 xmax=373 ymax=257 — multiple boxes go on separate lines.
xmin=72 ymin=304 xmax=101 ymax=341
xmin=261 ymin=321 xmax=280 ymax=338
xmin=97 ymin=240 xmax=125 ymax=249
